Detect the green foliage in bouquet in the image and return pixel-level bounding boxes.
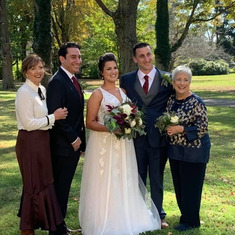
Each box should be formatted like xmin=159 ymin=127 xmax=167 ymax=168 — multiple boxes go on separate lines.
xmin=155 ymin=111 xmax=181 ymax=134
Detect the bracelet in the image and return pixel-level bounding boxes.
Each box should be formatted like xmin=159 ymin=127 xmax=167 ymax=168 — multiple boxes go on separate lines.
xmin=46 ymin=116 xmax=49 ymax=126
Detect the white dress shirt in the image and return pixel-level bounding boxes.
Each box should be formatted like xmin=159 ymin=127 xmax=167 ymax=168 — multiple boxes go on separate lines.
xmin=15 ymin=79 xmax=55 ymax=131
xmin=137 ymin=67 xmax=157 ymax=91
xmin=60 ymin=66 xmax=74 ymax=81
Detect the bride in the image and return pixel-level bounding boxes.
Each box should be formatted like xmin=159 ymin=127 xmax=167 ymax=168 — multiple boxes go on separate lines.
xmin=79 ymin=53 xmax=161 ymax=235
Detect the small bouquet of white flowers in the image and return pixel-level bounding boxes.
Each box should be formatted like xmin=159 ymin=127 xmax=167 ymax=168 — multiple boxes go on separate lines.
xmin=104 ymin=101 xmax=146 ymax=140
xmin=155 ymin=111 xmax=181 ymax=134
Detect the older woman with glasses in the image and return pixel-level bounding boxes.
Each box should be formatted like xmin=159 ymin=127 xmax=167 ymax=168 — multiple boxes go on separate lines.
xmin=166 ymin=65 xmax=211 ymax=232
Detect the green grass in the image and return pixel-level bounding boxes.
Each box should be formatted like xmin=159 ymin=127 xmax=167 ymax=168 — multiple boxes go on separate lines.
xmin=191 ymin=73 xmax=235 ymax=100
xmin=0 ymin=75 xmax=235 ymax=235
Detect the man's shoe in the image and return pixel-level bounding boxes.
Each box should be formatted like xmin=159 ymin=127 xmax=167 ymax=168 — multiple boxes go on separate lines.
xmin=67 ymin=228 xmax=81 ymax=234
xmin=161 ymin=219 xmax=169 ymax=229
xmin=174 ymin=223 xmax=192 ymax=231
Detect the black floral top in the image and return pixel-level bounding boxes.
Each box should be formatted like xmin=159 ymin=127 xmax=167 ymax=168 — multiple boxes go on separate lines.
xmin=166 ymin=93 xmax=211 ymax=163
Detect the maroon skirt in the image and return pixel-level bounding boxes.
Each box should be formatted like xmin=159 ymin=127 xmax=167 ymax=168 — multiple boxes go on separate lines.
xmin=15 ymin=130 xmax=63 ymax=231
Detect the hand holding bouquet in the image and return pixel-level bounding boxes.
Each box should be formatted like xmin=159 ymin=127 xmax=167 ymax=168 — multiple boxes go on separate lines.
xmin=155 ymin=111 xmax=181 ymax=134
xmin=104 ymin=101 xmax=146 ymax=140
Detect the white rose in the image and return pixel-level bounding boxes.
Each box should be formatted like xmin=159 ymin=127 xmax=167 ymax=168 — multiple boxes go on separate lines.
xmin=170 ymin=116 xmax=179 ymax=124
xmin=125 ymin=128 xmax=131 ymax=134
xmin=138 ymin=118 xmax=143 ymax=126
xmin=121 ymin=104 xmax=132 ymax=115
xmin=130 ymin=120 xmax=136 ymax=127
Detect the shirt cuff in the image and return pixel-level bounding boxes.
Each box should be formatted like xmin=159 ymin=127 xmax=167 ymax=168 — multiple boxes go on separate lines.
xmin=71 ymin=137 xmax=79 ymax=145
xmin=47 ymin=114 xmax=55 ymax=126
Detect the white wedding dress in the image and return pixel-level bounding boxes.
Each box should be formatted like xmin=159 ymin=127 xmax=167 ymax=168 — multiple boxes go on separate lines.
xmin=79 ymin=88 xmax=161 ymax=235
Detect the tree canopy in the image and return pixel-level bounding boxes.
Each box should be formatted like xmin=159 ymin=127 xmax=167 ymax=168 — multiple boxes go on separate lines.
xmin=1 ymin=0 xmax=235 ymax=89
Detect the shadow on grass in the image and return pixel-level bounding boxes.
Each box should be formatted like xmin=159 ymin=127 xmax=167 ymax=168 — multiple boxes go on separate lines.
xmin=194 ymin=90 xmax=235 ymax=100
xmin=0 ymin=146 xmax=16 ymax=156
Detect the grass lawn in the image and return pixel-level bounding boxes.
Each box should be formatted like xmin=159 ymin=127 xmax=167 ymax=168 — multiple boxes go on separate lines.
xmin=0 ymin=74 xmax=235 ymax=235
xmin=191 ymin=73 xmax=235 ymax=100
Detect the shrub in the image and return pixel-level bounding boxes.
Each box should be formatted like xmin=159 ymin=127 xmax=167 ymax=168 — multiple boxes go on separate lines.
xmin=187 ymin=59 xmax=206 ymax=75
xmin=188 ymin=58 xmax=229 ymax=75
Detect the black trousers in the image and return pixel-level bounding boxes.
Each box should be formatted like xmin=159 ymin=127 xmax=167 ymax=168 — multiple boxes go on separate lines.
xmin=135 ymin=140 xmax=168 ymax=219
xmin=169 ymin=159 xmax=207 ymax=227
xmin=52 ymin=150 xmax=80 ymax=219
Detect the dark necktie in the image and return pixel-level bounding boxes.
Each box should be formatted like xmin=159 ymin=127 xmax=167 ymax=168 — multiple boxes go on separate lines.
xmin=38 ymin=87 xmax=45 ymax=100
xmin=143 ymin=75 xmax=149 ymax=94
xmin=71 ymin=76 xmax=82 ymax=97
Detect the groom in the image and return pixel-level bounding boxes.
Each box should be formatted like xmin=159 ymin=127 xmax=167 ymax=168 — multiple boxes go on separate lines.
xmin=120 ymin=42 xmax=173 ymax=228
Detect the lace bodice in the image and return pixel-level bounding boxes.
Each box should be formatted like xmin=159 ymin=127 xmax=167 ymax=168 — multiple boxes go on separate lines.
xmin=97 ymin=87 xmax=128 ymax=125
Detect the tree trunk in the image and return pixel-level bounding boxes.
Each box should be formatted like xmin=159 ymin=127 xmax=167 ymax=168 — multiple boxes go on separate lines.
xmin=96 ymin=0 xmax=140 ymax=75
xmin=155 ymin=0 xmax=170 ymax=71
xmin=33 ymin=0 xmax=52 ymax=86
xmin=0 ymin=0 xmax=15 ymax=90
xmin=113 ymin=1 xmax=139 ymax=74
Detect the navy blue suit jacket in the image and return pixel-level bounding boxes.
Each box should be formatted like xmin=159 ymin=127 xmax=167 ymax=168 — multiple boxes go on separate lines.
xmin=46 ymin=68 xmax=86 ymax=157
xmin=120 ymin=68 xmax=173 ymax=148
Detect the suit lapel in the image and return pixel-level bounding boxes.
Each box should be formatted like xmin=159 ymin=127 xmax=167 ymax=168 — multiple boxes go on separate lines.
xmin=128 ymin=73 xmax=145 ymax=105
xmin=148 ymin=71 xmax=160 ymax=96
xmin=59 ymin=68 xmax=84 ymax=105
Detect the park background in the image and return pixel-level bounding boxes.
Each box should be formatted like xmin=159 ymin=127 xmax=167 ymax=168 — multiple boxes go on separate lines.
xmin=1 ymin=0 xmax=235 ymax=234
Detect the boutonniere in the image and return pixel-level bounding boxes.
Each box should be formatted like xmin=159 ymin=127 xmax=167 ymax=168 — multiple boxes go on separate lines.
xmin=161 ymin=73 xmax=172 ymax=87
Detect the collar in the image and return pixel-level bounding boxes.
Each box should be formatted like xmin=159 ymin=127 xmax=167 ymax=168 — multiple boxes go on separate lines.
xmin=60 ymin=66 xmax=74 ymax=79
xmin=138 ymin=67 xmax=156 ymax=81
xmin=25 ymin=79 xmax=41 ymax=92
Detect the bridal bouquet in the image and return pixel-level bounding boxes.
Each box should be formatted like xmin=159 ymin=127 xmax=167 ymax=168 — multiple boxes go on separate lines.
xmin=155 ymin=111 xmax=181 ymax=134
xmin=104 ymin=101 xmax=146 ymax=140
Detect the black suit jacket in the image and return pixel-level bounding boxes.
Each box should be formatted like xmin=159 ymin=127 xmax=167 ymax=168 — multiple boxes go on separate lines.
xmin=120 ymin=68 xmax=173 ymax=148
xmin=46 ymin=68 xmax=86 ymax=157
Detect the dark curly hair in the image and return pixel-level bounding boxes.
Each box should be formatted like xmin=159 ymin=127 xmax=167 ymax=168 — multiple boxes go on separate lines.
xmin=98 ymin=53 xmax=117 ymax=78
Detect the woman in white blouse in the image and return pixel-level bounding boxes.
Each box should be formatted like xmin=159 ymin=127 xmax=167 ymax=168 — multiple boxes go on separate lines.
xmin=15 ymin=54 xmax=68 ymax=235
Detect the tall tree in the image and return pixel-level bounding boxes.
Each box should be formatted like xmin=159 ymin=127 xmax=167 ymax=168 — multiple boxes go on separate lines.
xmin=157 ymin=0 xmax=235 ymax=70
xmin=0 ymin=0 xmax=14 ymax=89
xmin=51 ymin=0 xmax=94 ymax=46
xmin=8 ymin=0 xmax=33 ymax=80
xmin=155 ymin=0 xmax=170 ymax=71
xmin=51 ymin=0 xmax=98 ymax=73
xmin=33 ymin=0 xmax=52 ymax=71
xmin=95 ymin=0 xmax=140 ymax=74
xmin=215 ymin=1 xmax=235 ymax=57
xmin=51 ymin=0 xmax=73 ymax=45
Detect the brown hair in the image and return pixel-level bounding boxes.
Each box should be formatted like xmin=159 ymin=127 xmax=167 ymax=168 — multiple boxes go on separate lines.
xmin=22 ymin=54 xmax=45 ymax=78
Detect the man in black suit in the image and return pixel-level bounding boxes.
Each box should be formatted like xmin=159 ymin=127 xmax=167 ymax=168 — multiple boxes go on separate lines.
xmin=47 ymin=42 xmax=86 ymax=234
xmin=120 ymin=42 xmax=173 ymax=229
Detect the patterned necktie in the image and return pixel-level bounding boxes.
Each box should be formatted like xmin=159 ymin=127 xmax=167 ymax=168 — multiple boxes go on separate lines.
xmin=71 ymin=76 xmax=82 ymax=97
xmin=143 ymin=75 xmax=149 ymax=94
xmin=38 ymin=87 xmax=45 ymax=100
